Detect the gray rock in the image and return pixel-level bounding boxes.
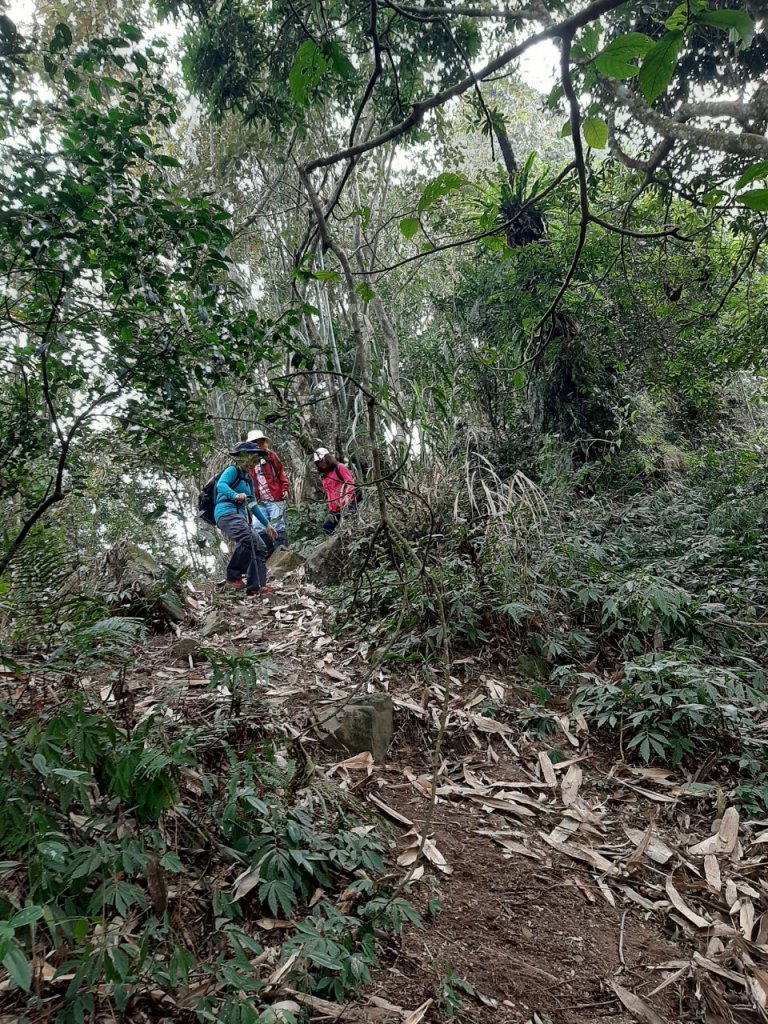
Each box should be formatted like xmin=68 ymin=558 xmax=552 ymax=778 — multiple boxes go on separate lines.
xmin=312 ymin=692 xmax=393 ymax=762
xmin=170 ymin=637 xmax=201 ymax=662
xmin=303 ymin=534 xmax=343 ymax=584
xmin=201 ymin=611 xmax=227 ymax=638
xmin=267 ymin=547 xmax=306 ymax=577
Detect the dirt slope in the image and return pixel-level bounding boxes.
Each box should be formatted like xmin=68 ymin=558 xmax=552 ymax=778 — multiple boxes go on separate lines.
xmin=129 ymin=572 xmax=768 ymax=1024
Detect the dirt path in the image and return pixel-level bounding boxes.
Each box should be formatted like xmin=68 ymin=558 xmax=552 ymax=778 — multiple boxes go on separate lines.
xmin=134 ymin=572 xmax=768 ymax=1024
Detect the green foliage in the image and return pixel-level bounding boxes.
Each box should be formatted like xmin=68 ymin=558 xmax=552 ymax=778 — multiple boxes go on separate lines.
xmin=434 ymin=961 xmax=475 ymax=1020
xmin=0 ymin=680 xmax=418 ymax=1019
xmin=0 ymin=18 xmax=275 ymax=574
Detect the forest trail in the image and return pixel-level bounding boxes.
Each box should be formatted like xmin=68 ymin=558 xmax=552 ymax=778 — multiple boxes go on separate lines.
xmin=119 ymin=566 xmax=768 ymax=1024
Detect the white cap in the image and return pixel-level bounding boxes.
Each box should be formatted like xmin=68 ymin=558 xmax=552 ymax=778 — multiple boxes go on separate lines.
xmin=247 ymin=427 xmax=268 ymax=443
xmin=313 ymin=447 xmax=330 ymax=461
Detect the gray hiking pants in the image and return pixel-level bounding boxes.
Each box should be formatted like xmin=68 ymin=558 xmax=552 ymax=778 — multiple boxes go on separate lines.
xmin=217 ymin=513 xmax=267 ymax=591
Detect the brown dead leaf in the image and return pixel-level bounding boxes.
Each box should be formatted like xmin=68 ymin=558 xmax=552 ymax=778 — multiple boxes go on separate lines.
xmin=610 ymin=981 xmax=667 ymax=1024
xmin=665 ymin=877 xmax=710 ymax=929
xmin=740 ymin=896 xmax=755 ymax=940
xmin=539 ymin=832 xmax=620 ymax=876
xmin=689 ymin=807 xmax=740 ymax=857
xmin=560 ymin=764 xmax=582 ymax=806
xmin=495 ymin=838 xmax=542 ymax=861
xmin=704 ymin=855 xmax=721 ymax=893
xmin=624 ymin=826 xmax=674 ymax=866
xmin=322 ymin=664 xmax=347 ymax=681
xmin=538 ymin=751 xmax=557 ymax=788
xmin=368 ymin=794 xmax=413 ymax=827
xmin=401 ymin=1000 xmax=433 ymax=1024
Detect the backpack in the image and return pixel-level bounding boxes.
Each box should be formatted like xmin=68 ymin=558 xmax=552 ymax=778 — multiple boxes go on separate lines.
xmin=198 ymin=468 xmax=245 ymax=526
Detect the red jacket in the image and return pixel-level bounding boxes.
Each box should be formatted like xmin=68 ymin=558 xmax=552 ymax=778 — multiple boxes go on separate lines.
xmin=321 ymin=462 xmax=356 ymax=513
xmin=248 ymin=451 xmax=289 ymax=502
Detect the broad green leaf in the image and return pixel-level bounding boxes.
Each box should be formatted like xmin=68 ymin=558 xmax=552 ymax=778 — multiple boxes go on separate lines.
xmin=2 ymin=947 xmax=31 ymax=992
xmin=10 ymin=906 xmax=44 ymax=929
xmin=32 ymin=753 xmax=47 ymax=774
xmin=736 ymin=162 xmax=768 ymax=189
xmin=313 ymin=269 xmax=341 ymax=282
xmin=583 ymin=118 xmax=609 ymax=149
xmin=416 ymin=172 xmax=466 ymax=214
xmin=50 ymin=22 xmax=72 ymax=52
xmin=700 ymin=9 xmax=755 ymax=46
xmin=595 ymin=32 xmax=654 ymax=80
xmin=118 ymin=22 xmax=143 ymax=41
xmin=289 ymin=40 xmax=329 ymax=106
xmin=560 ymin=120 xmax=572 ymax=138
xmin=323 ymin=40 xmax=355 ymax=79
xmin=664 ymin=2 xmax=689 ymax=31
xmin=639 ymin=30 xmax=683 ymax=104
xmin=355 ymin=282 xmax=375 ymax=303
xmin=399 ymin=216 xmax=420 ymax=239
xmin=740 ymin=189 xmax=768 ymax=211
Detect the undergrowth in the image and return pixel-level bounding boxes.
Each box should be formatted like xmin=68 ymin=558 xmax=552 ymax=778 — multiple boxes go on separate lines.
xmin=334 ymin=449 xmax=768 ymax=808
xmin=0 ymin=644 xmax=419 ymax=1022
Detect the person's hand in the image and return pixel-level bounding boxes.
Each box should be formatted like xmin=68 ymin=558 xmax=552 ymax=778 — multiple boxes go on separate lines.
xmin=235 ymin=493 xmax=247 ymax=503
xmin=267 ymin=525 xmax=278 ymax=540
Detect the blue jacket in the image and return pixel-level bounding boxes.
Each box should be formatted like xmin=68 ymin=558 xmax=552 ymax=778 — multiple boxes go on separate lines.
xmin=214 ymin=467 xmax=270 ymax=527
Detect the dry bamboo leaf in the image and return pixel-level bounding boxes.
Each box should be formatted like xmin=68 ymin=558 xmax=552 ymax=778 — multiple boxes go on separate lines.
xmin=368 ymin=794 xmax=413 ymax=826
xmin=692 ymin=952 xmax=747 ymax=988
xmin=266 ymin=949 xmax=301 ymax=988
xmin=471 ymin=795 xmax=536 ymax=818
xmin=256 ymin=919 xmax=293 ymax=931
xmin=538 ymin=751 xmax=557 ymax=788
xmin=610 ymin=981 xmax=667 ymax=1024
xmin=740 ymin=896 xmax=755 ymax=940
xmin=627 ymin=766 xmax=676 ymax=785
xmin=690 ymin=807 xmax=740 ymax=857
xmin=402 ymin=999 xmax=433 ymax=1024
xmin=624 ymin=783 xmax=678 ymax=804
xmin=548 ymin=817 xmax=580 ymax=843
xmin=665 ymin=877 xmax=710 ymax=929
xmin=539 ymin=833 xmax=620 ymax=876
xmin=561 ymin=764 xmax=582 ymax=806
xmin=397 ymin=847 xmax=419 ymax=867
xmin=749 ymin=967 xmax=768 ymax=1009
xmin=756 ymin=912 xmax=768 ymax=947
xmin=626 ymin=823 xmax=653 ymax=867
xmin=597 ymin=878 xmax=616 ymax=907
xmin=469 ymin=713 xmax=512 ymax=734
xmin=232 ymin=866 xmax=260 ymax=902
xmin=725 ymin=878 xmax=738 ymax=906
xmin=704 ymin=855 xmax=721 ymax=893
xmin=624 ymin=826 xmax=674 ymax=866
xmin=496 ymin=838 xmax=542 ymax=861
xmin=423 ymin=837 xmax=453 ymax=875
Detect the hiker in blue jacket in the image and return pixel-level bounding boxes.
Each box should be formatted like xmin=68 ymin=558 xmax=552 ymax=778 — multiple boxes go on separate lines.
xmin=215 ymin=442 xmax=278 ymax=596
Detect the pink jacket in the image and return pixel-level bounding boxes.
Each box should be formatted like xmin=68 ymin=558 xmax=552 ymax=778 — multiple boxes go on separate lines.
xmin=321 ymin=463 xmax=356 ymax=513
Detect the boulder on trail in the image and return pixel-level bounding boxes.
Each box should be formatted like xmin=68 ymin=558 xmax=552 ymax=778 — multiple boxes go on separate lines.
xmin=303 ymin=533 xmax=344 ymax=584
xmin=100 ymin=543 xmax=187 ymax=631
xmin=312 ymin=692 xmax=393 ymax=762
xmin=267 ymin=547 xmax=306 ymax=577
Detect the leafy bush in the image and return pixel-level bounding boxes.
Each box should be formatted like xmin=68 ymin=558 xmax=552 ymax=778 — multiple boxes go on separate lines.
xmin=0 ymin=683 xmax=419 ymax=1021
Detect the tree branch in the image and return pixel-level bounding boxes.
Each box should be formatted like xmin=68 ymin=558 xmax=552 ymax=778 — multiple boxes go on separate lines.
xmin=303 ymin=0 xmax=627 ymax=172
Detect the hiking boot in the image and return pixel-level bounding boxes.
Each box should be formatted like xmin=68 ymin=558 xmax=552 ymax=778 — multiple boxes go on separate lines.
xmin=246 ymin=586 xmax=275 ymax=597
xmin=226 ymin=579 xmax=245 ymax=590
